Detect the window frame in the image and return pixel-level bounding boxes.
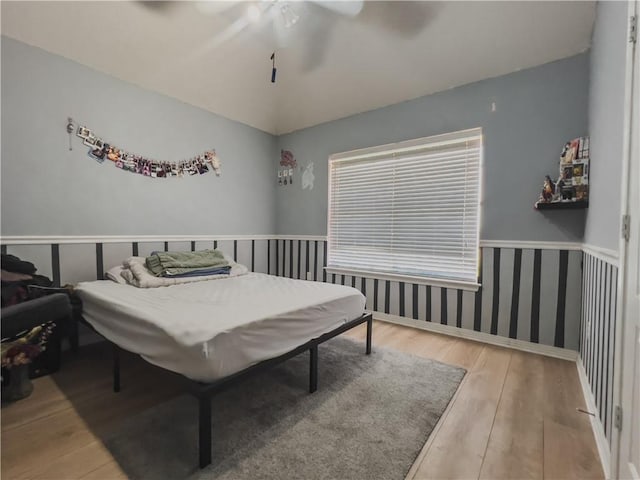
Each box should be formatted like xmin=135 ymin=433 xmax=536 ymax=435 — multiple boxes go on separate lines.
xmin=325 ymin=128 xmax=483 ymax=292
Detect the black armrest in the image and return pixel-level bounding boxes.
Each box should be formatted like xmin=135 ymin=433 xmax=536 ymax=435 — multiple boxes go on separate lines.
xmin=27 ymin=285 xmax=73 ymax=295
xmin=1 ymin=293 xmax=71 ymax=340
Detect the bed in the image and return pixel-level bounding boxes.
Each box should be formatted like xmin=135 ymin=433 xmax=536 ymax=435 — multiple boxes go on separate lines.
xmin=75 ymin=267 xmax=372 ymax=468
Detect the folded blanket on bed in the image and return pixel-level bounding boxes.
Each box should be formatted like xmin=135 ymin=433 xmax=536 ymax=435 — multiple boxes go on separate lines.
xmin=146 ymin=249 xmax=229 ymax=277
xmin=163 ymin=266 xmax=231 ymax=278
xmin=121 ymin=256 xmax=247 ymax=288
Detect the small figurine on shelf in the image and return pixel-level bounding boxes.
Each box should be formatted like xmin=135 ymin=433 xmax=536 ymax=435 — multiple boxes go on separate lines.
xmin=562 ymin=185 xmax=576 ymax=201
xmin=555 ymin=177 xmax=565 ymax=201
xmin=575 ymin=185 xmax=588 ymax=201
xmin=538 ymin=175 xmax=555 ymax=203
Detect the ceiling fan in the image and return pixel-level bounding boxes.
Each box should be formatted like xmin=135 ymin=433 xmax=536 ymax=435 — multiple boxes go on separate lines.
xmin=138 ymin=1 xmax=365 ymax=73
xmin=139 ymin=1 xmax=434 ymax=73
xmin=194 ymin=1 xmax=364 ymax=49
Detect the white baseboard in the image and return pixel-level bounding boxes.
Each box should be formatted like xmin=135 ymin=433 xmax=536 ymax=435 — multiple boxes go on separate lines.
xmin=576 ymin=357 xmax=611 ymax=479
xmin=372 ymin=311 xmax=579 ymax=361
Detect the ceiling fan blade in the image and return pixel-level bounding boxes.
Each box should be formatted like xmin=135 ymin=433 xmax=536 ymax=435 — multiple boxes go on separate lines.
xmin=358 ymin=1 xmax=436 ymax=38
xmin=136 ymin=1 xmax=179 ymax=13
xmin=272 ymin=14 xmax=292 ymax=48
xmin=297 ymin=10 xmax=337 ymax=73
xmin=311 ymin=1 xmax=363 ymax=18
xmin=206 ymin=16 xmax=252 ymax=49
xmin=194 ymin=1 xmax=241 ymax=15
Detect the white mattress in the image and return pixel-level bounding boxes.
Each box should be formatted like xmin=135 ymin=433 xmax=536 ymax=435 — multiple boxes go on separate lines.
xmin=76 ymin=273 xmax=366 ymax=382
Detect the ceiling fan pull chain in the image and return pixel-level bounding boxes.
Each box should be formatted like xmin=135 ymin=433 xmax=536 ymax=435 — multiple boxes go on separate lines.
xmin=270 ymin=52 xmax=277 ymax=83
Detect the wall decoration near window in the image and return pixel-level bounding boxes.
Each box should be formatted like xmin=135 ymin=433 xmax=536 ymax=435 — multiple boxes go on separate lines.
xmin=535 ymin=136 xmax=589 ymax=209
xmin=301 ymin=162 xmax=315 ymax=190
xmin=70 ymin=122 xmax=221 ymax=178
xmin=278 ymin=149 xmax=297 ymax=186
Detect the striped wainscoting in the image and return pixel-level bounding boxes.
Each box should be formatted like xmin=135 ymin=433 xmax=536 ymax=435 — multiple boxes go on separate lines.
xmin=1 ymin=238 xmax=278 ymax=286
xmin=579 ymin=251 xmax=618 ymax=452
xmin=1 ymin=237 xmax=583 ymax=352
xmin=271 ymin=239 xmax=583 ymax=351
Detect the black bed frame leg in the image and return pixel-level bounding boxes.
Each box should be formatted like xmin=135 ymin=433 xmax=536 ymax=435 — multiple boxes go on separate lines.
xmin=199 ymin=394 xmax=212 ymax=468
xmin=112 ymin=343 xmax=121 ymax=393
xmin=366 ymin=315 xmax=372 ymax=355
xmin=309 ymin=345 xmax=318 ymax=393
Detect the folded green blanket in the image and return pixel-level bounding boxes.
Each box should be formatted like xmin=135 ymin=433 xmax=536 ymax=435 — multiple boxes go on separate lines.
xmin=146 ymin=249 xmax=229 ymax=276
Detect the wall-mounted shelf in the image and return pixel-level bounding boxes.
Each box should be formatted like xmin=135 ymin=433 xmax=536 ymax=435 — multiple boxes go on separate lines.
xmin=534 ymin=200 xmax=589 ymax=210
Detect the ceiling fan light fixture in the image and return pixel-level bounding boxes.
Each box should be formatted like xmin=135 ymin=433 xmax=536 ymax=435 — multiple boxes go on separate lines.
xmin=279 ymin=3 xmax=299 ymax=28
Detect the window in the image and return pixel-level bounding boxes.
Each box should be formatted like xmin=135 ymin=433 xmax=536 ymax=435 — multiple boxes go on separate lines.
xmin=327 ymin=128 xmax=482 ymax=288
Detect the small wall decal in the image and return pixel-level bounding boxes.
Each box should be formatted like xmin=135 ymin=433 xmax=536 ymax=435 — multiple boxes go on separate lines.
xmin=302 ymin=162 xmax=315 ymax=190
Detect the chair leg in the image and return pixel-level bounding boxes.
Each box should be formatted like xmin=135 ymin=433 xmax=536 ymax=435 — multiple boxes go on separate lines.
xmin=366 ymin=315 xmax=373 ymax=355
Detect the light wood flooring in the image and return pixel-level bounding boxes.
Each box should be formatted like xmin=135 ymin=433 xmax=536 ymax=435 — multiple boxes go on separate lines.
xmin=1 ymin=320 xmax=603 ymax=479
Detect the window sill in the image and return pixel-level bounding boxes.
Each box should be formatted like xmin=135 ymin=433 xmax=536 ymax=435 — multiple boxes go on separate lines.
xmin=324 ymin=267 xmax=480 ymax=292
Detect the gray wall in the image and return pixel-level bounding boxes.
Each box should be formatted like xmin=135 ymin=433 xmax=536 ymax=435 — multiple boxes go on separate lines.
xmin=1 ymin=36 xmax=277 ymax=237
xmin=1 ymin=36 xmax=592 ymax=243
xmin=584 ymin=0 xmax=629 ymax=252
xmin=275 ymin=54 xmax=590 ymax=241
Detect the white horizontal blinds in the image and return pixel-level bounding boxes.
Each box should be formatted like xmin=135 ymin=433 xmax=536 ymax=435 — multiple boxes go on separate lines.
xmin=328 ymin=128 xmax=482 ymax=282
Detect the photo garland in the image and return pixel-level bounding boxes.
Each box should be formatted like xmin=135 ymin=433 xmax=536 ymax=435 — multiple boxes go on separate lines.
xmin=75 ymin=126 xmax=221 ymax=178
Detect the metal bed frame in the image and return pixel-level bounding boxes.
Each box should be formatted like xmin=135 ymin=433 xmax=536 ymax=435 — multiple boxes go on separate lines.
xmin=110 ymin=312 xmax=373 ymax=469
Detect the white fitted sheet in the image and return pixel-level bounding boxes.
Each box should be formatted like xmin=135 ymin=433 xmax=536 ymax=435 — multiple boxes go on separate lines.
xmin=76 ymin=273 xmax=366 ymax=382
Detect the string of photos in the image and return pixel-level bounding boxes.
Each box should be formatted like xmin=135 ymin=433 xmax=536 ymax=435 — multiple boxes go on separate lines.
xmin=66 ymin=118 xmax=221 ymax=178
xmin=278 ymin=149 xmax=297 ymax=186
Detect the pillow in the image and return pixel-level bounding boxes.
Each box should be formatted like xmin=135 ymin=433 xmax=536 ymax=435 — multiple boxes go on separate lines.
xmin=105 ymin=266 xmax=128 ymax=285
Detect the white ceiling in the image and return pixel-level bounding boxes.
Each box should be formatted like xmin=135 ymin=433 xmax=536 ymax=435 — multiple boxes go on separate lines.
xmin=1 ymin=1 xmax=595 ymax=135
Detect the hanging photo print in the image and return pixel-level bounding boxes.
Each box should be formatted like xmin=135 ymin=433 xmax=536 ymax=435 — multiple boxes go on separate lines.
xmin=73 ymin=124 xmax=221 ymax=179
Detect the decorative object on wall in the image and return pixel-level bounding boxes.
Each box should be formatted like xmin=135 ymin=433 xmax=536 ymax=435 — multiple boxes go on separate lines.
xmin=72 ymin=124 xmax=221 ymax=178
xmin=535 ymin=136 xmax=589 ymax=209
xmin=302 ymin=162 xmax=315 ymax=190
xmin=278 ymin=149 xmax=297 ymax=186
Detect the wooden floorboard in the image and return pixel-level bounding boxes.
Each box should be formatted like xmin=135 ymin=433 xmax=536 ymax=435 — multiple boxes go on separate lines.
xmin=412 ymin=345 xmax=513 ymax=479
xmin=2 ymin=320 xmax=603 ymax=480
xmin=542 ymin=356 xmax=603 ymax=479
xmin=478 ymin=351 xmax=545 ymax=480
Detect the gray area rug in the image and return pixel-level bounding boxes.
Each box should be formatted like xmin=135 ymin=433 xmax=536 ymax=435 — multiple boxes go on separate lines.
xmin=103 ymin=337 xmax=465 ymax=480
